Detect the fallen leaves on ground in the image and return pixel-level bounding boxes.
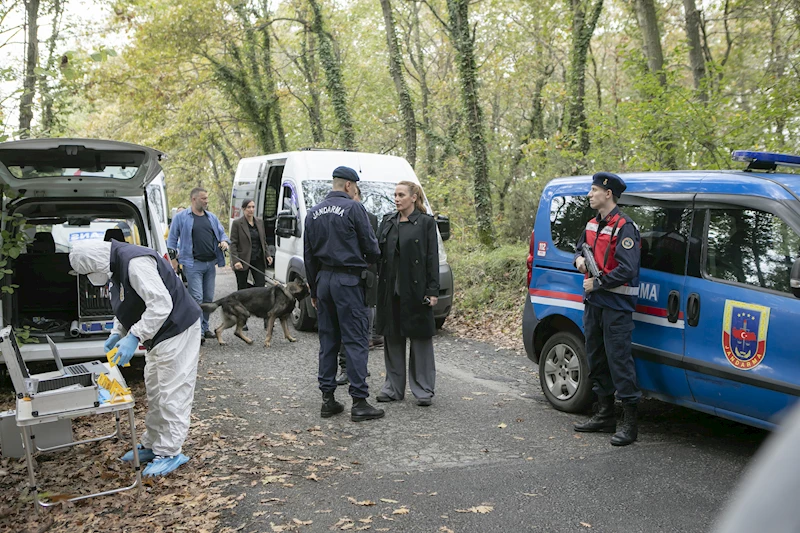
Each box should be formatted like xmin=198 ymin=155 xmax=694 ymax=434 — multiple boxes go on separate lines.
xmin=455 ymin=505 xmax=494 ymax=514
xmin=348 ymin=496 xmax=376 ymax=506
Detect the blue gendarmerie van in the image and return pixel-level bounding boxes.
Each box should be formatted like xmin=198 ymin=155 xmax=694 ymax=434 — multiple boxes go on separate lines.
xmin=523 ymin=151 xmax=800 ymax=430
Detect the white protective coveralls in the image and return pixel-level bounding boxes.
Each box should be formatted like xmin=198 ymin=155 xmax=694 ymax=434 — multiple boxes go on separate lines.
xmin=69 ymin=240 xmax=201 ymax=457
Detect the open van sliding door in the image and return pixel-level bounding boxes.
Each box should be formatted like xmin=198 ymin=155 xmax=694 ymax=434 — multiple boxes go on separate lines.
xmin=256 ymin=159 xmax=285 ymax=274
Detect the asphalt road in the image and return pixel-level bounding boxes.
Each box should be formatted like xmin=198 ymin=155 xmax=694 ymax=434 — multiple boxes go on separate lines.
xmin=192 ymin=269 xmax=767 ymax=533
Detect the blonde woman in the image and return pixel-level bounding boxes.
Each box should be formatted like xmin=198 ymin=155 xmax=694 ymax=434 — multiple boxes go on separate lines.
xmin=374 ymin=181 xmax=440 ymax=406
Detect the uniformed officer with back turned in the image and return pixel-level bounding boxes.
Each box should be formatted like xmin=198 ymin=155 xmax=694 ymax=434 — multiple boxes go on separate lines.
xmin=304 ymin=166 xmax=385 ymax=422
xmin=573 ymin=172 xmax=642 ymax=446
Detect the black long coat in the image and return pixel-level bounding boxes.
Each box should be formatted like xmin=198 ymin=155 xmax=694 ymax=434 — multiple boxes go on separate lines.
xmin=375 ymin=209 xmax=440 ymax=338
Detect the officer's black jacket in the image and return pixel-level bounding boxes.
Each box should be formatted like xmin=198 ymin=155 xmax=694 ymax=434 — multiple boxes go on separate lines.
xmin=375 ymin=209 xmax=440 ymax=339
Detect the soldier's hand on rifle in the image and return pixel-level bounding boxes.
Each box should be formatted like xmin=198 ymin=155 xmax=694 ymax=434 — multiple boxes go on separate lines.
xmin=576 ymin=256 xmax=588 ymax=274
xmin=583 ymin=277 xmax=597 ymax=293
xmin=234 ymin=261 xmax=244 ymax=270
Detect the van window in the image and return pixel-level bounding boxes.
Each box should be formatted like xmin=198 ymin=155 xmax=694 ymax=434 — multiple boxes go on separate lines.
xmin=302 ymin=180 xmax=397 ymax=218
xmin=625 ymin=205 xmax=691 ymax=275
xmin=549 ymin=196 xmax=593 ymax=252
xmin=705 ymin=208 xmax=800 ymax=294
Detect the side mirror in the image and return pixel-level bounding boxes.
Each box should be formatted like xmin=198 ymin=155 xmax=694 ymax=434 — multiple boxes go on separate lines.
xmin=791 ymin=258 xmax=800 ymax=298
xmin=276 ymin=210 xmax=299 ymax=239
xmin=435 ymin=214 xmax=450 ymax=241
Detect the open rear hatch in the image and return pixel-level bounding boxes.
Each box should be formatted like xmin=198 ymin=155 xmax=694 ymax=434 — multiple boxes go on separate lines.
xmin=0 ymin=138 xmax=165 ymax=197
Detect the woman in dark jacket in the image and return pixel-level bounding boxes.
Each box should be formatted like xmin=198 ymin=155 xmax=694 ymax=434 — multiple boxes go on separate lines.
xmin=229 ymin=198 xmax=273 ymax=290
xmin=375 ymin=181 xmax=440 ymax=406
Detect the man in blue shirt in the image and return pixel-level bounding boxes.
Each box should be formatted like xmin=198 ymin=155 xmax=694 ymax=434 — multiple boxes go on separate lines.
xmin=304 ymin=166 xmax=384 ymax=422
xmin=167 ymin=187 xmax=230 ymax=342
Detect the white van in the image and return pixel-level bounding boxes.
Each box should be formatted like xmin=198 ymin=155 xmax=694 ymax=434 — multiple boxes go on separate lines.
xmin=230 ymin=149 xmax=454 ymax=330
xmin=0 ymin=138 xmax=170 ymax=362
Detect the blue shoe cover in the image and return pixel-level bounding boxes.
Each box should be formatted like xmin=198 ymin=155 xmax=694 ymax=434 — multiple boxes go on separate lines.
xmin=143 ymin=454 xmax=190 ymax=477
xmin=121 ymin=445 xmax=155 ymax=463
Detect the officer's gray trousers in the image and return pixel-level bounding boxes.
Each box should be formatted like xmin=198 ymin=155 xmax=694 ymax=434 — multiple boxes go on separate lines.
xmin=583 ymin=302 xmax=642 ymax=403
xmin=380 ymin=336 xmax=435 ymax=400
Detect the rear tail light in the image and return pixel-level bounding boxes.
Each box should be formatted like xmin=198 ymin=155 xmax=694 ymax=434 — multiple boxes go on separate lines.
xmin=526 ymin=230 xmax=535 ymax=287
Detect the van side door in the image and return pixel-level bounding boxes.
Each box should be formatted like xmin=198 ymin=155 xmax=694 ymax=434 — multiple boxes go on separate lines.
xmin=273 ymin=180 xmax=301 ymax=283
xmin=622 ymin=196 xmax=694 ymax=402
xmin=684 ymin=195 xmax=800 ymax=427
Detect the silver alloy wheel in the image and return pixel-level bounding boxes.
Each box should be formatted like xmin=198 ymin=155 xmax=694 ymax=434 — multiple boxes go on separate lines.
xmin=542 ymin=343 xmax=581 ymax=401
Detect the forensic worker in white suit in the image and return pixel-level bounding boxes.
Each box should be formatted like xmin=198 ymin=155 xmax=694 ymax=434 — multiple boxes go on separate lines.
xmin=69 ymin=239 xmax=202 ymax=477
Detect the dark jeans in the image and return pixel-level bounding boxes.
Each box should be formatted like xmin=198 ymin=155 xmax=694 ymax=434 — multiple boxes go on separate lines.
xmin=583 ymin=302 xmax=642 ymax=403
xmin=234 ymin=255 xmax=266 ymax=290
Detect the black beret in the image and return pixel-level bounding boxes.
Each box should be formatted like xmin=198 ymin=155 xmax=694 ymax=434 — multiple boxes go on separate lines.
xmin=332 ymin=166 xmax=360 ymax=182
xmin=592 ymin=172 xmax=626 ymax=197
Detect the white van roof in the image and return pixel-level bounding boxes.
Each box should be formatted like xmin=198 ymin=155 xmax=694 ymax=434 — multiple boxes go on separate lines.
xmin=236 ymin=150 xmax=419 ymax=185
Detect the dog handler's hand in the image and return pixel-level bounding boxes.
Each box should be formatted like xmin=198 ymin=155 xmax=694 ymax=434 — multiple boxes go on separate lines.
xmin=428 ymin=296 xmax=438 ymax=307
xmin=234 ymin=262 xmax=243 ymax=270
xmin=219 ymin=241 xmax=229 ymax=252
xmin=311 ymin=298 xmax=317 ymax=310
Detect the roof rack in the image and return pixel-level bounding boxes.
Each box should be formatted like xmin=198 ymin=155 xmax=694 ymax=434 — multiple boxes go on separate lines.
xmin=299 ymin=147 xmax=357 ymax=152
xmin=732 ymin=150 xmax=800 ymax=172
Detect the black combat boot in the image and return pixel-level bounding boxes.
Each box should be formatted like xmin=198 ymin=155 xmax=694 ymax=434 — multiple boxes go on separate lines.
xmin=320 ymin=391 xmax=344 ymax=418
xmin=574 ymin=395 xmax=616 ymax=433
xmin=351 ymin=398 xmax=385 ymax=422
xmin=336 ymin=368 xmax=349 ymax=385
xmin=610 ymin=403 xmax=638 ymax=446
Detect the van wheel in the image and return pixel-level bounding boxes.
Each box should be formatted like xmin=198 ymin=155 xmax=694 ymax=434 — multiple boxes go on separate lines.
xmin=435 ymin=317 xmax=446 ymax=329
xmin=538 ymin=332 xmax=592 ymax=413
xmin=292 ymin=296 xmax=316 ymax=331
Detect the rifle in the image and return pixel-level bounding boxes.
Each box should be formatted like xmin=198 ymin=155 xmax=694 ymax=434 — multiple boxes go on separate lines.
xmin=580 ymin=243 xmax=602 ymax=279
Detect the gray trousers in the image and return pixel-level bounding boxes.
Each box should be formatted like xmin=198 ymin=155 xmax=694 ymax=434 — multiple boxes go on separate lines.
xmin=380 ymin=335 xmax=435 ymax=400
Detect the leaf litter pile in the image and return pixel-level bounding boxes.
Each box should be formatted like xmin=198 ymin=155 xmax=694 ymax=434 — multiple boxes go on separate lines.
xmin=0 ymin=376 xmax=369 ymax=533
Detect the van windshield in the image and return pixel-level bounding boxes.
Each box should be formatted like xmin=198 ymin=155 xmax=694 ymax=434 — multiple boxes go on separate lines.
xmin=302 ymin=180 xmax=423 ymax=218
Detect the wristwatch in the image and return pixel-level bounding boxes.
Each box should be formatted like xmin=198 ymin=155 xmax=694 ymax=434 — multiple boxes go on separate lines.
xmin=167 ymin=248 xmax=177 ymax=260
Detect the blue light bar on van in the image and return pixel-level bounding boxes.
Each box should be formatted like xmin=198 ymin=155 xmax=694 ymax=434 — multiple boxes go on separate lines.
xmin=732 ymin=150 xmax=800 ymax=171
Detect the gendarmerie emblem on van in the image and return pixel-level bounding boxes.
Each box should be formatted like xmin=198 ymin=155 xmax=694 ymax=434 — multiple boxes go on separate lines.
xmin=722 ymin=300 xmax=770 ymax=370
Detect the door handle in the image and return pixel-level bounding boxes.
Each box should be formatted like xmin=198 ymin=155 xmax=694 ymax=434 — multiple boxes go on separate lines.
xmin=687 ymin=293 xmax=700 ymax=327
xmin=667 ymin=290 xmax=680 ymax=323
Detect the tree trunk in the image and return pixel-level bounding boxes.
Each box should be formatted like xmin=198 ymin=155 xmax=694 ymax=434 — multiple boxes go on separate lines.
xmin=40 ymin=0 xmax=64 ymax=134
xmin=564 ymin=0 xmax=603 ymax=154
xmin=308 ymin=0 xmax=356 ymax=149
xmin=258 ymin=13 xmax=288 ymax=152
xmin=409 ymin=1 xmax=435 ymax=176
xmin=632 ymin=0 xmax=677 ymax=168
xmin=379 ymin=0 xmax=417 ymax=168
xmin=445 ymin=0 xmax=494 ymax=246
xmin=300 ymin=21 xmax=325 ymax=144
xmin=682 ymin=0 xmax=706 ymax=100
xmin=19 ymin=0 xmax=40 ymax=138
xmin=633 ymin=0 xmax=666 ymax=86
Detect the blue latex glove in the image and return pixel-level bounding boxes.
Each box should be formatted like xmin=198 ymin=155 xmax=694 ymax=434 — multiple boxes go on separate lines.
xmin=98 ymin=386 xmax=111 ymax=404
xmin=112 ymin=333 xmax=140 ymax=367
xmin=104 ymin=333 xmax=121 ymax=354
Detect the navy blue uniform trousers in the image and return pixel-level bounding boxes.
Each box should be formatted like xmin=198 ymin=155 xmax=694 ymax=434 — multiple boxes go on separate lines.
xmin=316 ymin=271 xmax=371 ymax=398
xmin=583 ymin=302 xmax=642 ymax=403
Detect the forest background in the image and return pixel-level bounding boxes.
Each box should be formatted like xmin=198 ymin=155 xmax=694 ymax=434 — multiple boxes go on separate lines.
xmin=1 ymin=0 xmax=799 ymax=342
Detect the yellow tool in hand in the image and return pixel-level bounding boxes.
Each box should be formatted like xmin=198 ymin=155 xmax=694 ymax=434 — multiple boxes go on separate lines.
xmin=106 ymin=347 xmax=130 ymax=368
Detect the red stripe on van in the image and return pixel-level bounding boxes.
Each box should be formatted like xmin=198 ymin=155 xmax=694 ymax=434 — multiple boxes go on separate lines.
xmin=635 ymin=304 xmax=684 ymax=319
xmin=529 ymin=288 xmax=584 ymax=303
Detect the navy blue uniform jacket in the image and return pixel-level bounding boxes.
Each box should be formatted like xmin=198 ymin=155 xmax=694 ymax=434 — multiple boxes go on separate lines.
xmin=303 ymin=190 xmax=380 ymax=298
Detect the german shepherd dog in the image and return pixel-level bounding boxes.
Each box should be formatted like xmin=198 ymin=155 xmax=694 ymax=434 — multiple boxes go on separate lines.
xmin=200 ymin=280 xmax=310 ymax=347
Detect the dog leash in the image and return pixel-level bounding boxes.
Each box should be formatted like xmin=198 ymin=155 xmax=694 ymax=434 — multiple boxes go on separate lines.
xmin=226 ymin=250 xmax=281 ymax=286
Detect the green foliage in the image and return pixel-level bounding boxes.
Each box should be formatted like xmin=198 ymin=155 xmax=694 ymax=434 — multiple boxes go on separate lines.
xmin=0 ymin=186 xmax=28 ymax=296
xmin=446 ymin=241 xmax=528 ymax=314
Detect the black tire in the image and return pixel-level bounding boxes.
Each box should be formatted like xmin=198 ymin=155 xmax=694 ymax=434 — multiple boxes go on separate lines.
xmin=292 ymin=295 xmax=316 ymax=331
xmin=538 ymin=331 xmax=592 ymax=413
xmin=435 ymin=317 xmax=446 ymax=329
